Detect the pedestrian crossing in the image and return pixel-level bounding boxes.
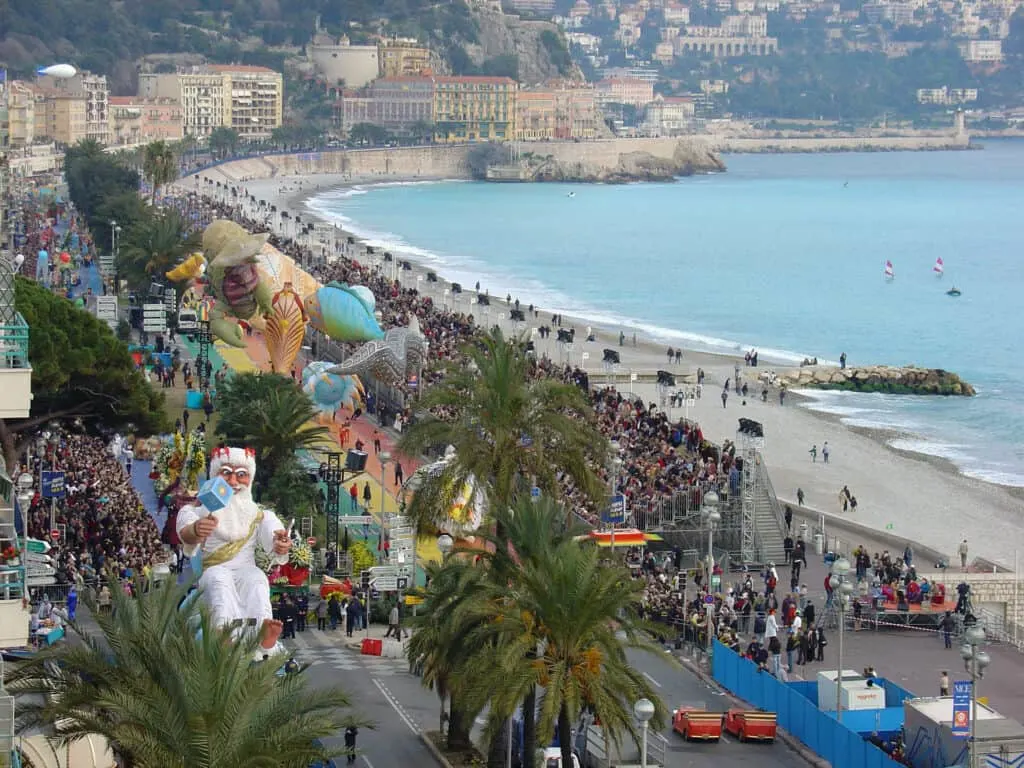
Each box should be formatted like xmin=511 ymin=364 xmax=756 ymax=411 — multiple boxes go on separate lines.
xmin=283 ymin=630 xmax=410 ymax=676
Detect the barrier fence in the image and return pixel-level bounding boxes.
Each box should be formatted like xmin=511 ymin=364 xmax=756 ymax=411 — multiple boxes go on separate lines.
xmin=711 ymin=639 xmax=906 ymax=768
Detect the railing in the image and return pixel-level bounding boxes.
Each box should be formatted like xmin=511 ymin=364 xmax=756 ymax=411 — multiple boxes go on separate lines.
xmin=976 ymin=605 xmax=1024 ymax=652
xmin=755 ymin=457 xmax=788 ymax=542
xmin=0 ymin=313 xmax=30 ymax=369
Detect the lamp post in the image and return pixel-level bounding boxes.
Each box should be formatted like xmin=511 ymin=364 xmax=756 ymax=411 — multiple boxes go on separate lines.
xmin=609 ymin=440 xmax=622 ymax=553
xmin=634 ymin=698 xmax=655 ymax=768
xmin=110 ymin=220 xmax=121 ymax=295
xmin=437 ymin=533 xmax=453 ymax=559
xmin=318 ymin=453 xmax=344 ymax=563
xmin=702 ymin=489 xmax=720 ymax=656
xmin=961 ymin=625 xmax=991 ymax=768
xmin=830 ymin=557 xmax=854 ymax=723
xmin=379 ymin=451 xmax=391 ymax=562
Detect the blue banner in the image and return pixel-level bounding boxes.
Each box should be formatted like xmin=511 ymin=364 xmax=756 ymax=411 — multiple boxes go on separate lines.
xmin=952 ymin=680 xmax=971 ymax=739
xmin=601 ymin=493 xmax=627 ymax=524
xmin=41 ymin=470 xmax=65 ymax=499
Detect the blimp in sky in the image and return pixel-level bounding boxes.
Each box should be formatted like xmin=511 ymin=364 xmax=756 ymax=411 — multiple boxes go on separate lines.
xmin=36 ymin=64 xmax=77 ymax=79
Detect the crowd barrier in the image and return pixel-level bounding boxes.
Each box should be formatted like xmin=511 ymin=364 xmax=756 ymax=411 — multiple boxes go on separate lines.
xmin=711 ymin=640 xmax=910 ymax=768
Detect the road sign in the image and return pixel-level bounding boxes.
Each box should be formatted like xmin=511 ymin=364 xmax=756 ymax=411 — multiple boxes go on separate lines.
xmin=405 ymin=595 xmax=424 ymax=606
xmin=94 ymin=296 xmax=118 ymax=326
xmin=41 ymin=470 xmax=65 ymax=499
xmin=601 ymin=493 xmax=627 ymax=524
xmin=306 ymin=537 xmax=317 ymax=546
xmin=372 ymin=576 xmax=398 ymax=591
xmin=704 ymin=594 xmax=715 ymax=605
xmin=371 ymin=565 xmax=401 ymax=577
xmin=340 ymin=516 xmax=375 ymax=526
xmin=530 ymin=486 xmax=541 ymax=501
xmin=952 ymin=680 xmax=971 ymax=738
xmin=50 ymin=528 xmax=60 ymax=541
xmin=143 ymin=302 xmax=167 ymax=333
xmin=163 ymin=288 xmax=177 ymax=312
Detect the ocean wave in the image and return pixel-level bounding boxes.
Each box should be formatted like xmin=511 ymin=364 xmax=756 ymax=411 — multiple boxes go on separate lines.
xmin=888 ymin=438 xmax=972 ymax=461
xmin=959 ymin=467 xmax=1024 ymax=488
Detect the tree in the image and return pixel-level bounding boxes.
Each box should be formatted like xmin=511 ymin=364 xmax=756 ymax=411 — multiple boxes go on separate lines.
xmin=216 ymin=372 xmax=332 ymax=485
xmin=64 ymin=142 xmax=140 ymax=223
xmin=263 ymin=455 xmax=320 ymax=521
xmin=207 ymin=126 xmax=242 ymax=159
xmin=7 ymin=578 xmax=358 ymax=768
xmin=348 ymin=122 xmax=391 ymax=146
xmin=396 ymin=327 xmax=607 ymax=535
xmin=1 ymin=277 xmax=168 ymax=472
xmin=117 ymin=209 xmax=201 ymax=292
xmin=142 ymin=140 xmax=179 ymax=202
xmin=407 ymin=497 xmax=667 ymax=767
xmin=409 ymin=119 xmax=435 ymax=144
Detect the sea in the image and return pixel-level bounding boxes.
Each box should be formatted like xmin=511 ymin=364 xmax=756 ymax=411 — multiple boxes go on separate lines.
xmin=305 ymin=139 xmax=1024 ymax=489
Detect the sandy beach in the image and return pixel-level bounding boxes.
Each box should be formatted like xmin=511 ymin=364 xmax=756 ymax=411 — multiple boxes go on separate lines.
xmin=183 ymin=167 xmax=1024 ymax=569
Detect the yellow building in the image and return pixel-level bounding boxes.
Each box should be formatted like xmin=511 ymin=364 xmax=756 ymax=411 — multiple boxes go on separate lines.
xmin=6 ymin=81 xmax=37 ymax=147
xmin=35 ymin=72 xmax=109 ymax=144
xmin=138 ymin=65 xmax=283 ymax=140
xmin=433 ymin=76 xmax=517 ymax=143
xmin=378 ymin=39 xmax=432 ymax=78
xmin=34 ymin=89 xmax=87 ymax=145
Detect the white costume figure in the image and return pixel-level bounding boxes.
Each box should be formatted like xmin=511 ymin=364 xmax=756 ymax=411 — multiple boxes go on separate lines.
xmin=176 ymin=446 xmax=290 ymax=649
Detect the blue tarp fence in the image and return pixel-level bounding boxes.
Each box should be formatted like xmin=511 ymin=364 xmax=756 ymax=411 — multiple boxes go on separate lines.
xmin=711 ymin=640 xmax=898 ymax=768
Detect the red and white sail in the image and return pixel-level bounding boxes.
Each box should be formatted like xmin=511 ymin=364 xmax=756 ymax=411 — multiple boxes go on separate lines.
xmin=933 ymin=257 xmax=944 ymax=276
xmin=885 ymin=260 xmax=895 ymax=279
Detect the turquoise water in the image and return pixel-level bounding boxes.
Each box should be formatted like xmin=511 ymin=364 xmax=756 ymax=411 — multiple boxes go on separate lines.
xmin=306 ymin=140 xmax=1024 ymax=487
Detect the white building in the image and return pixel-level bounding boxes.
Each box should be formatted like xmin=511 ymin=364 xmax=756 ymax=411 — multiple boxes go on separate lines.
xmin=958 ymin=39 xmax=1002 ymax=62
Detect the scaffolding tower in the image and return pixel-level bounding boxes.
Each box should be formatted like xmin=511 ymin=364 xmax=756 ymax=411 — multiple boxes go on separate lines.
xmin=737 ymin=430 xmax=765 ymax=564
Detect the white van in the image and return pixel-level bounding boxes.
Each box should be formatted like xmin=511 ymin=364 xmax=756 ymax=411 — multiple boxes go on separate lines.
xmin=177 ymin=308 xmax=198 ymax=333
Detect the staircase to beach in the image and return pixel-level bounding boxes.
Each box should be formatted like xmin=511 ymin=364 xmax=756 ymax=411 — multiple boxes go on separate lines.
xmin=753 ymin=459 xmax=788 ymax=565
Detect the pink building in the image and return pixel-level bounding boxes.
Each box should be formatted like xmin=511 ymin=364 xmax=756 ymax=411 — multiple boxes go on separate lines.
xmin=109 ymin=96 xmax=184 ymax=145
xmin=596 ymin=78 xmax=655 ymax=107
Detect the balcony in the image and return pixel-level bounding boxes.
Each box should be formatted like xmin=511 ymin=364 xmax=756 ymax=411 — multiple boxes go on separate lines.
xmin=0 ymin=312 xmax=33 ymax=418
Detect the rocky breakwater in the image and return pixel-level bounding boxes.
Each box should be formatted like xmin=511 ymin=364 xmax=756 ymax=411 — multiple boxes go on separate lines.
xmin=781 ymin=365 xmax=976 ymax=396
xmin=528 ymin=139 xmax=725 ymax=183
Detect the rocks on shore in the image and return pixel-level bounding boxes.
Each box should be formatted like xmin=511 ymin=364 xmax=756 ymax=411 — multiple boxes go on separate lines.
xmin=529 ymin=140 xmax=725 ymax=183
xmin=780 ymin=365 xmax=976 ymax=396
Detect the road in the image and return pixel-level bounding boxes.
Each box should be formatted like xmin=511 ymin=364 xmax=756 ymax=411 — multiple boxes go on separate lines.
xmin=289 ymin=629 xmax=811 ymax=768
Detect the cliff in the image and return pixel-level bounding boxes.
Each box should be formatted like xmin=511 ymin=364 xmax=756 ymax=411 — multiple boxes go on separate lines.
xmin=780 ymin=365 xmax=976 ymax=396
xmin=464 ymin=6 xmax=578 ymax=83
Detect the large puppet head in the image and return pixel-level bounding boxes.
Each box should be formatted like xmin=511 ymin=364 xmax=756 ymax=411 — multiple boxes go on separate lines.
xmin=208 ymin=446 xmax=259 ymax=541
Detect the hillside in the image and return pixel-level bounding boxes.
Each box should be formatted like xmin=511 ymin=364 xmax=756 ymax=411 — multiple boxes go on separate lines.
xmin=0 ymin=0 xmax=575 ymax=95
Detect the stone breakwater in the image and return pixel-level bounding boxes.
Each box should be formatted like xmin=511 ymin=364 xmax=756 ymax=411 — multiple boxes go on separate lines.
xmin=526 ymin=141 xmax=726 ymax=182
xmin=781 ymin=365 xmax=976 ymax=396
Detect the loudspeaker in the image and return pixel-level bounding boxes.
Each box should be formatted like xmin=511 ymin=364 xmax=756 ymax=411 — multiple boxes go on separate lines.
xmin=345 ymin=450 xmax=368 ymax=472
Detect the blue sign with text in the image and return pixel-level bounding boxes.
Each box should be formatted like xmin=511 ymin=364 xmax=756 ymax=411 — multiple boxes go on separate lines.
xmin=41 ymin=470 xmax=65 ymax=499
xmin=602 ymin=493 xmax=627 ymax=524
xmin=952 ymin=680 xmax=972 ymax=739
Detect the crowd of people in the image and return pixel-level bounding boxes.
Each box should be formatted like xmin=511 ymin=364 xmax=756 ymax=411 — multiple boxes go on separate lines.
xmin=21 ymin=429 xmax=165 ymax=598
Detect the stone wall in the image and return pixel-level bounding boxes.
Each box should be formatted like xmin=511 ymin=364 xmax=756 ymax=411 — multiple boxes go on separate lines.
xmin=917 ymin=570 xmax=1024 ymax=634
xmin=709 ymin=134 xmax=970 ymax=153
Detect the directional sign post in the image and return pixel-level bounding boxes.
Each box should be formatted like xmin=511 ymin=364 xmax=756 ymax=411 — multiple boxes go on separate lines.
xmin=602 ymin=493 xmax=627 ymax=525
xmin=143 ymin=302 xmax=167 ymax=333
xmin=41 ymin=470 xmax=65 ymax=499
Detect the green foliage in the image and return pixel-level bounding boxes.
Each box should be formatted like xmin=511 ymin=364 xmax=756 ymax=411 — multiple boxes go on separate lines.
xmin=64 ymin=142 xmax=140 ymax=226
xmin=480 ymin=54 xmax=520 ymax=79
xmin=118 ymin=209 xmax=201 ymax=293
xmin=2 ymin=277 xmax=167 ymax=462
xmin=263 ymin=455 xmax=321 ymax=520
xmin=6 ymin=578 xmax=357 ymax=768
xmin=349 ymin=539 xmax=377 ymax=575
xmin=216 ymin=371 xmax=332 ymax=482
xmin=208 ymin=126 xmax=242 ymax=159
xmin=407 ymin=497 xmax=666 ymax=762
xmin=397 ymin=327 xmax=607 ymax=534
xmin=540 ymin=30 xmax=573 ymax=76
xmin=349 ymin=122 xmax=393 ymax=146
xmin=142 ymin=140 xmax=179 ymax=200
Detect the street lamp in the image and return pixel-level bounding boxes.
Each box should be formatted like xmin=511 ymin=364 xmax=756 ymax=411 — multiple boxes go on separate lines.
xmin=830 ymin=557 xmax=855 ymax=723
xmin=379 ymin=451 xmax=391 ymax=562
xmin=634 ymin=698 xmax=655 ymax=768
xmin=701 ymin=489 xmax=721 ymax=656
xmin=609 ymin=440 xmax=622 ymax=552
xmin=961 ymin=625 xmax=991 ymax=768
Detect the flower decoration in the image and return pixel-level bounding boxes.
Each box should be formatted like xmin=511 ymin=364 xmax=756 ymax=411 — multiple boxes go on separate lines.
xmin=289 ymin=540 xmax=313 ymax=569
xmin=1 ymin=544 xmax=19 ymax=564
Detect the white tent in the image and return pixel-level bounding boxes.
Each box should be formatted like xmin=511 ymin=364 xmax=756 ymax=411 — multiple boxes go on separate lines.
xmin=16 ymin=733 xmax=115 ymax=768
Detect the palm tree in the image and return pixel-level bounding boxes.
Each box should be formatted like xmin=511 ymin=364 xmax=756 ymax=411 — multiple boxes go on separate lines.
xmin=142 ymin=140 xmax=178 ymax=202
xmin=397 ymin=328 xmax=607 ymax=535
xmin=216 ymin=372 xmax=332 ymax=483
xmin=117 ymin=209 xmax=200 ymax=292
xmin=457 ymin=531 xmax=669 ymax=768
xmin=7 ymin=579 xmax=358 ymax=768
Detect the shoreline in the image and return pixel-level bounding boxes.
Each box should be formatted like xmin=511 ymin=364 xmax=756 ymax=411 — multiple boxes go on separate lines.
xmin=180 ymin=168 xmax=1023 ymax=568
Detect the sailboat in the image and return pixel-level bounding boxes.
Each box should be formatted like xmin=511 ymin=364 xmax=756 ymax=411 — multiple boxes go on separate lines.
xmin=885 ymin=260 xmax=895 ymax=281
xmin=933 ymin=257 xmax=944 ymax=277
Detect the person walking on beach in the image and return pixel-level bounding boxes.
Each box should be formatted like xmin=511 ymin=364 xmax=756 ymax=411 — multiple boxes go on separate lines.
xmin=809 ymin=444 xmax=818 ymax=463
xmin=822 ymin=442 xmax=830 ymax=464
xmin=959 ymin=538 xmax=969 ymax=570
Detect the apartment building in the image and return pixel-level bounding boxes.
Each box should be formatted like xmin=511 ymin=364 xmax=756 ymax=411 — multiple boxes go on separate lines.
xmin=36 ymin=72 xmax=109 ymax=144
xmin=517 ymin=90 xmax=558 ymax=140
xmin=5 ymin=81 xmax=36 ymax=147
xmin=109 ymin=97 xmax=185 ymax=146
xmin=433 ymin=76 xmax=517 ymax=143
xmin=139 ymin=65 xmax=282 ymax=139
xmin=34 ymin=89 xmax=88 ymax=145
xmin=959 ymin=39 xmax=1002 ymax=62
xmin=641 ymin=95 xmax=696 ymax=136
xmin=595 ymin=78 xmax=655 ymax=107
xmin=378 ymin=39 xmax=432 ymax=78
xmin=337 ymin=77 xmax=435 ymax=135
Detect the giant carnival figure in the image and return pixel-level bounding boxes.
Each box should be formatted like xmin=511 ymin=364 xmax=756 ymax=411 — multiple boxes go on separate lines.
xmin=176 ymin=446 xmax=291 ymax=652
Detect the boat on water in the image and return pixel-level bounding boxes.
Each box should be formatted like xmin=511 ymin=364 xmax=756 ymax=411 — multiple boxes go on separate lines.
xmin=934 ymin=257 xmax=944 ymax=277
xmin=947 ymin=287 xmax=962 ymax=297
xmin=885 ymin=260 xmax=895 ymax=280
